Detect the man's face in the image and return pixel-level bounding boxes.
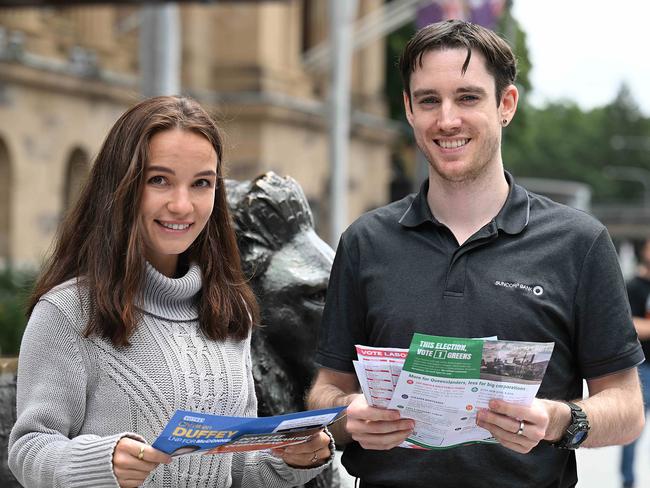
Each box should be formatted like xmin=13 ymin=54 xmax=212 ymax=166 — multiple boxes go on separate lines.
xmin=404 ymin=48 xmax=517 ymax=184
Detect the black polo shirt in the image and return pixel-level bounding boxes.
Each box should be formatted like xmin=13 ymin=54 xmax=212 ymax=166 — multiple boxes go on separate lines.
xmin=316 ymin=172 xmax=644 ymax=488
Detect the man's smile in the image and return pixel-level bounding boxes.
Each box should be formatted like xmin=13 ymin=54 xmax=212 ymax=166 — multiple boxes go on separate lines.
xmin=435 ymin=138 xmax=470 ymax=149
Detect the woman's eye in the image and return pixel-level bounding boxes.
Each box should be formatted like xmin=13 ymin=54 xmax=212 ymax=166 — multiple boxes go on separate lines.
xmin=148 ymin=175 xmax=166 ymax=185
xmin=194 ymin=179 xmax=212 ymax=188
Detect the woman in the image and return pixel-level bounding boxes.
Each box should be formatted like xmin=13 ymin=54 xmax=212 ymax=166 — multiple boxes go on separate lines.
xmin=8 ymin=96 xmax=333 ymax=488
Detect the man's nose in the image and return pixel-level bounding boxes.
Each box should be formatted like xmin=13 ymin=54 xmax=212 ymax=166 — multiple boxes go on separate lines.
xmin=438 ymin=101 xmax=461 ymax=131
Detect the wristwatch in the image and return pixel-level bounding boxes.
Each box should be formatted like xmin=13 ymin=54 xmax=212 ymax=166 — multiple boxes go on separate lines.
xmin=553 ymin=401 xmax=590 ymax=449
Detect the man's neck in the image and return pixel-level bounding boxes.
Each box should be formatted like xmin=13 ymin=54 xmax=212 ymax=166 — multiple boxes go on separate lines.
xmin=426 ymin=166 xmax=510 ymax=246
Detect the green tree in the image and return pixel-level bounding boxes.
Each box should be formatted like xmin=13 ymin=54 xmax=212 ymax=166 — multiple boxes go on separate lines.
xmin=0 ymin=269 xmax=34 ymax=356
xmin=504 ymin=84 xmax=650 ymax=205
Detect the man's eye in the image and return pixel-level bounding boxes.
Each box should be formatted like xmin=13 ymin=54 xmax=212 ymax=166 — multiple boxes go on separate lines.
xmin=460 ymin=95 xmax=479 ymax=102
xmin=420 ymin=98 xmax=439 ymax=105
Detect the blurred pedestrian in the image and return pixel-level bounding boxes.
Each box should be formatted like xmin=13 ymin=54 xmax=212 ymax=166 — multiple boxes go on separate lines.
xmin=620 ymin=238 xmax=650 ymax=488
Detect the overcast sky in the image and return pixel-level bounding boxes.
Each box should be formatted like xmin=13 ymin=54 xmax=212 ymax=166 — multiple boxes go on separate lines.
xmin=511 ymin=0 xmax=650 ymax=115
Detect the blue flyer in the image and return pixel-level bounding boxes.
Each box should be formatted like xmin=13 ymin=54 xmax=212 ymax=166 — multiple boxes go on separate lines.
xmin=152 ymin=406 xmax=346 ymax=456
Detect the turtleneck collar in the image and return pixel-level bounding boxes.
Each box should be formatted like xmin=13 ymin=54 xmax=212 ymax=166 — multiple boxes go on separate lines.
xmin=140 ymin=262 xmax=202 ymax=321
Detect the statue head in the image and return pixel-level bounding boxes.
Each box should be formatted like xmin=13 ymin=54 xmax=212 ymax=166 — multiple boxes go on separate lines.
xmin=226 ymin=172 xmax=334 ymax=414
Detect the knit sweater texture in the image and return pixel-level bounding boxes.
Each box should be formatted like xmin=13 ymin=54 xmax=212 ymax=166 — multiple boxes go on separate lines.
xmin=9 ymin=263 xmax=327 ymax=487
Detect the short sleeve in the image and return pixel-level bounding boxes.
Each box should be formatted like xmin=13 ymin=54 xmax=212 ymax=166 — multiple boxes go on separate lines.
xmin=315 ymin=232 xmax=365 ymax=372
xmin=574 ymin=229 xmax=645 ymax=378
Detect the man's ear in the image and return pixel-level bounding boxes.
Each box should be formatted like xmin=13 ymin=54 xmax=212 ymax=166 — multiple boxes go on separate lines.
xmin=403 ymin=91 xmax=414 ymax=127
xmin=499 ymin=84 xmax=519 ymax=123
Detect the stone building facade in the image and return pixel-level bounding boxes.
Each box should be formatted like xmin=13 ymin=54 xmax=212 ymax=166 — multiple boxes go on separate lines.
xmin=0 ymin=0 xmax=397 ymax=268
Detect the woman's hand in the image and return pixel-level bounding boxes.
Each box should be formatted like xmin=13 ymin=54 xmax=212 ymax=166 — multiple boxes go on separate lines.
xmin=272 ymin=430 xmax=332 ymax=468
xmin=112 ymin=437 xmax=172 ymax=488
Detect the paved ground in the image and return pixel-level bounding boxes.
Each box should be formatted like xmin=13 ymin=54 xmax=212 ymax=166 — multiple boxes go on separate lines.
xmin=335 ymin=424 xmax=650 ymax=487
xmin=576 ymin=425 xmax=650 ymax=487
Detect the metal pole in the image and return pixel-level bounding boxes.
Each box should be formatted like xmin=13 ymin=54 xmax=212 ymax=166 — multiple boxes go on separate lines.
xmin=140 ymin=3 xmax=180 ymax=97
xmin=329 ymin=0 xmax=357 ymax=245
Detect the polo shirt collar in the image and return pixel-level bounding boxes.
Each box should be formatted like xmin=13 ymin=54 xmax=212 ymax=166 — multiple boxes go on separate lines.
xmin=398 ymin=171 xmax=529 ymax=235
xmin=496 ymin=171 xmax=530 ymax=235
xmin=398 ymin=179 xmax=437 ymax=227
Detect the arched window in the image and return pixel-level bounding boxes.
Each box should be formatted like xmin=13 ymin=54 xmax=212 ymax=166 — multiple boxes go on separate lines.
xmin=63 ymin=147 xmax=89 ymax=215
xmin=0 ymin=138 xmax=11 ymax=268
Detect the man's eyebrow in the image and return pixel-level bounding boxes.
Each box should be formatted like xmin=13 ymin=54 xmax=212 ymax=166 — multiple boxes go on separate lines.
xmin=411 ymin=86 xmax=487 ymax=98
xmin=412 ymin=89 xmax=438 ymax=98
xmin=457 ymin=86 xmax=487 ymax=95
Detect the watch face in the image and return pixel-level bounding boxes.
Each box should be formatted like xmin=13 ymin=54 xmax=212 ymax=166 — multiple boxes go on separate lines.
xmin=571 ymin=430 xmax=587 ymax=446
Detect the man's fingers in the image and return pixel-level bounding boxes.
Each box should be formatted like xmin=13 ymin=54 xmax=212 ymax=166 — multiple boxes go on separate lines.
xmin=348 ymin=417 xmax=414 ymax=435
xmin=477 ymin=407 xmax=545 ymax=453
xmin=345 ymin=395 xmax=415 ymax=450
xmin=477 ymin=408 xmax=521 ymax=435
xmin=352 ymin=427 xmax=413 ymax=450
xmin=361 ymin=407 xmax=402 ymax=421
xmin=487 ymin=399 xmax=530 ymax=419
xmin=487 ymin=399 xmax=548 ymax=428
xmin=348 ymin=400 xmax=403 ymax=422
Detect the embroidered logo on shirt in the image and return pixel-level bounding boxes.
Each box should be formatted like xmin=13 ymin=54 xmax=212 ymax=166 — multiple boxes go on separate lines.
xmin=494 ymin=280 xmax=544 ymax=296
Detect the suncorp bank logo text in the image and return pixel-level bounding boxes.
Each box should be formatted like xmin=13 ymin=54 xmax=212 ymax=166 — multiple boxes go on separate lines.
xmin=494 ymin=280 xmax=544 ymax=296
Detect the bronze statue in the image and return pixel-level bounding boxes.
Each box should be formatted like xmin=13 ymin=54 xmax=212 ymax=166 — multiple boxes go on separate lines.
xmin=227 ymin=172 xmax=338 ymax=488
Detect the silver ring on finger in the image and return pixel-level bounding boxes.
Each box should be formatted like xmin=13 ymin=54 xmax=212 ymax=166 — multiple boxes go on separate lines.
xmin=516 ymin=420 xmax=525 ymax=436
xmin=311 ymin=452 xmax=318 ymax=463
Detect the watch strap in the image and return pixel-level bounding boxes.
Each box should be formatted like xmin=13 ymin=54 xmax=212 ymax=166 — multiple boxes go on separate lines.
xmin=553 ymin=401 xmax=590 ymax=449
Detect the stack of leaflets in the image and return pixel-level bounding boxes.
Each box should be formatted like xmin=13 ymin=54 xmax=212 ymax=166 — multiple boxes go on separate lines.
xmin=152 ymin=406 xmax=346 ymax=457
xmin=354 ymin=333 xmax=554 ymax=450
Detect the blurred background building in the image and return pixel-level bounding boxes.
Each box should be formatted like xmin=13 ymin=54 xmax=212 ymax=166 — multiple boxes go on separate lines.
xmin=0 ymin=0 xmax=399 ymax=268
xmin=1 ymin=0 xmax=650 ymax=271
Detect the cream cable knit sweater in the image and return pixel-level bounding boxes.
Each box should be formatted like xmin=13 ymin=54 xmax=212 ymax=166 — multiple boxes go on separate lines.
xmin=9 ymin=263 xmax=327 ymax=487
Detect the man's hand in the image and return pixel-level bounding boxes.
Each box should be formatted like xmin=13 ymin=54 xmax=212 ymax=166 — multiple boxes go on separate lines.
xmin=345 ymin=394 xmax=415 ymax=450
xmin=307 ymin=369 xmax=414 ymax=448
xmin=476 ymin=398 xmax=561 ymax=454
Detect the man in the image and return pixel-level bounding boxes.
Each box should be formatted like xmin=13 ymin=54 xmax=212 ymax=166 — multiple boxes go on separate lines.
xmin=308 ymin=20 xmax=645 ymax=487
xmin=621 ymin=239 xmax=650 ymax=488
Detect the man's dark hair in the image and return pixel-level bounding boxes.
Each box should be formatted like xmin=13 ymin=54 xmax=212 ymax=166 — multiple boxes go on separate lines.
xmin=399 ymin=19 xmax=517 ymax=107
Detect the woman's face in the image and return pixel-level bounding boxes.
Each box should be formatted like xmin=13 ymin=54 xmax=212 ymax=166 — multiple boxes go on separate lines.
xmin=139 ymin=129 xmax=218 ymax=277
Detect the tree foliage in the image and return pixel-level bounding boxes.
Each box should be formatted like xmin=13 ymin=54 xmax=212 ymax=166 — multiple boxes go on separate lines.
xmin=504 ymin=83 xmax=650 ymax=204
xmin=0 ymin=268 xmax=34 ymax=356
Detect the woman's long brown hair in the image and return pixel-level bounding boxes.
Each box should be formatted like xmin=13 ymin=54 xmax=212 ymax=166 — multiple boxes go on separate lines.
xmin=29 ymin=96 xmax=259 ymax=345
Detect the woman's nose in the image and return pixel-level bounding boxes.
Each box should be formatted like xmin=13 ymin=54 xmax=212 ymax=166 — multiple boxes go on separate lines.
xmin=167 ymin=189 xmax=193 ymax=215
